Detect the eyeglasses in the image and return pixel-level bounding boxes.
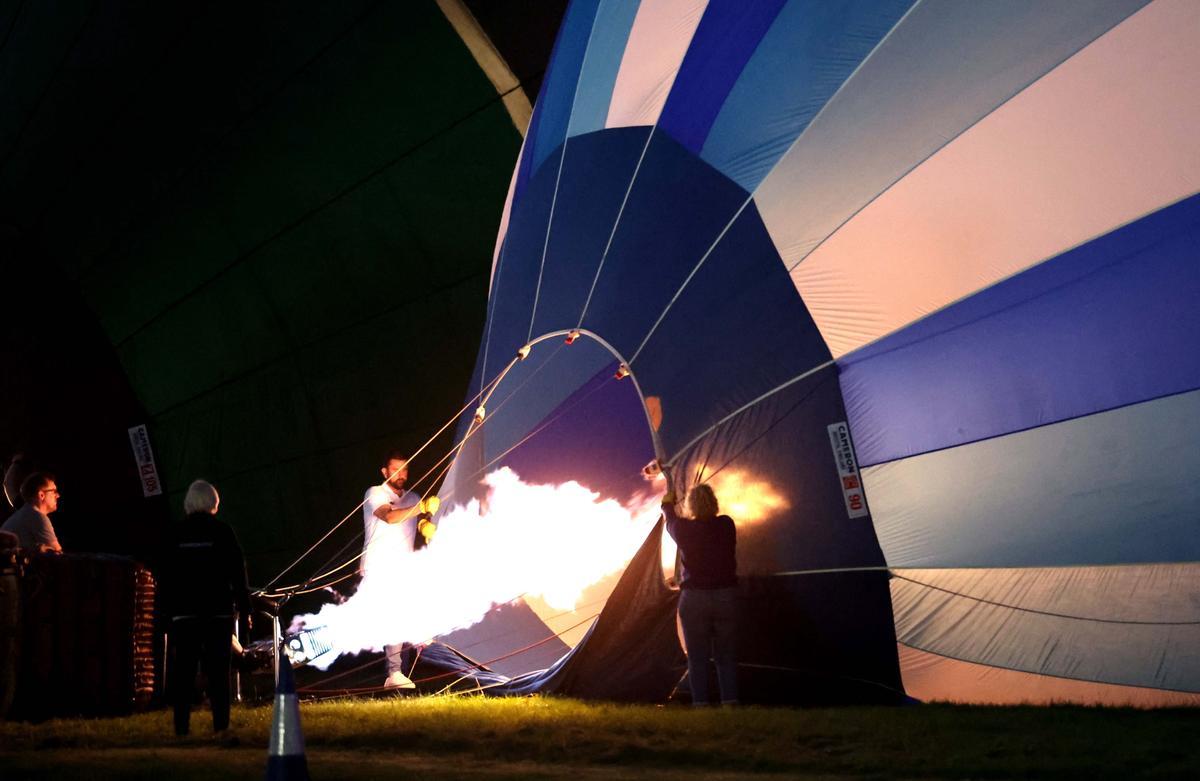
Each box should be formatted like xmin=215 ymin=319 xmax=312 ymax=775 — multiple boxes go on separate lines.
xmin=42 ymin=488 xmax=60 ymax=496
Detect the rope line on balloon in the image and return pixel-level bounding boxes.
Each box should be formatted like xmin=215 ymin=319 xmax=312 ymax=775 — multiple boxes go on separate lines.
xmin=762 ymin=565 xmax=1200 ymax=626
xmin=895 ymin=638 xmax=1200 ymax=698
xmin=661 ymin=224 xmax=1200 ymax=475
xmin=659 ymin=230 xmax=1148 ymax=473
xmin=259 ymin=330 xmax=665 ymax=674
xmin=452 ymin=596 xmax=611 ymax=657
xmin=687 ymin=368 xmax=838 ymax=486
xmin=275 ymin=440 xmax=665 ymax=692
xmin=503 ymin=328 xmax=666 ymax=464
xmin=260 ymin=353 xmax=519 ymax=593
xmin=301 ymin=376 xmax=524 ymax=592
xmin=256 ymin=457 xmax=454 ymax=598
xmin=628 ymin=195 xmax=752 ymax=367
xmin=283 ymin=367 xmax=586 ymax=595
xmin=671 ymin=256 xmax=1200 ymax=483
xmin=434 ymin=342 xmax=572 ymax=505
xmin=619 ymin=4 xmax=1121 ymax=418
xmin=293 ymin=649 xmax=399 ymax=692
xmin=262 ymin=454 xmax=460 ymax=598
xmin=286 ymin=642 xmax=423 ymax=700
xmin=663 ymin=359 xmax=836 ymax=471
xmin=478 ymin=238 xmax=506 ymax=397
xmin=889 ymin=571 xmax=1200 ymax=626
xmin=298 ymin=610 xmax=601 ymax=699
xmin=296 ymin=341 xmax=630 ymax=588
xmin=437 ymin=611 xmax=601 ymax=698
xmin=689 ymin=433 xmax=716 ymax=490
xmin=525 ymin=5 xmax=605 ymax=346
xmin=261 ymin=335 xmax=577 ymax=598
xmin=783 ymin=2 xmax=1145 ymax=276
xmin=289 ymin=426 xmax=663 ymax=679
xmin=290 ymin=503 xmax=662 ymax=700
xmin=290 ymin=338 xmax=575 ymax=591
xmin=625 ymin=6 xmax=917 ymax=368
xmin=479 ymin=340 xmax=567 ymax=418
xmin=260 ymin=365 xmax=514 ymax=599
xmin=506 ymin=11 xmax=921 ymax=491
xmin=571 ymin=1 xmax=710 ymax=331
xmin=575 ymin=125 xmax=659 ymax=328
xmin=526 ymin=143 xmax=568 ymax=344
xmin=323 ymin=599 xmax=598 ymax=695
xmin=293 ymin=595 xmax=611 ymax=694
xmin=449 ymin=367 xmax=615 ymax=497
xmin=276 ymin=360 xmax=661 ymax=670
xmin=797 ymin=192 xmax=1200 ymax=385
xmin=261 ymin=569 xmax=360 ymax=599
xmin=260 ymin=393 xmax=493 ymax=595
xmin=363 ymin=493 xmax=660 ymax=677
xmin=573 ymin=7 xmax=713 ymax=332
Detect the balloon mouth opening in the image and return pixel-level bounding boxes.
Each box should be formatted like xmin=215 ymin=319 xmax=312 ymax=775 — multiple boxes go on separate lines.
xmin=431 ymin=330 xmax=668 ymax=662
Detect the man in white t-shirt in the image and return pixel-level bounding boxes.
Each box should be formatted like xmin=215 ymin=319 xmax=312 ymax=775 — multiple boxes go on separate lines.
xmin=362 ymin=451 xmax=421 ymax=689
xmin=1 ymin=472 xmax=63 ymax=553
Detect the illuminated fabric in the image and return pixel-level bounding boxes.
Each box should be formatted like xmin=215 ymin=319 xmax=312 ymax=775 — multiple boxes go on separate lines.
xmin=449 ymin=0 xmax=1200 ymax=704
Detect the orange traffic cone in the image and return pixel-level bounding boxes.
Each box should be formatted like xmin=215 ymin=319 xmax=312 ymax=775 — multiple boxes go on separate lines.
xmin=265 ymin=658 xmax=310 ymax=781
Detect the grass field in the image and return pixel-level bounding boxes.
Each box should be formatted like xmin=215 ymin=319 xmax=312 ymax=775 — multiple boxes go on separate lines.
xmin=3 ymin=697 xmax=1199 ymax=779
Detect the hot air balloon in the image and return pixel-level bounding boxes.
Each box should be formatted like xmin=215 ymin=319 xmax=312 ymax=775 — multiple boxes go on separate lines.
xmin=437 ymin=0 xmax=1200 ymax=706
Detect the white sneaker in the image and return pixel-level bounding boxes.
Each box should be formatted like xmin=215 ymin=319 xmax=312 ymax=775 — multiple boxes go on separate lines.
xmin=384 ymin=670 xmax=416 ymax=690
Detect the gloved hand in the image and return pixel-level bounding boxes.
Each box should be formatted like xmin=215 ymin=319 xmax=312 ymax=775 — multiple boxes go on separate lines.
xmin=413 ymin=496 xmax=439 ymax=547
xmin=660 ymin=465 xmax=676 ymax=505
xmin=417 ymin=517 xmax=437 ymax=543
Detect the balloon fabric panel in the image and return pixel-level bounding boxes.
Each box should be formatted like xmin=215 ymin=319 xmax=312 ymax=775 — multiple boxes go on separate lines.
xmin=452 ymin=0 xmax=1200 ymax=704
xmin=655 ymin=0 xmax=786 ymax=156
xmin=864 ymin=388 xmax=1200 ymax=569
xmin=518 ymin=0 xmax=602 ymax=199
xmin=565 ymin=0 xmax=642 ymax=139
xmin=754 ymin=0 xmax=1152 ymax=269
xmin=699 ymin=0 xmax=913 ymax=192
xmin=840 ymin=192 xmax=1200 ymax=468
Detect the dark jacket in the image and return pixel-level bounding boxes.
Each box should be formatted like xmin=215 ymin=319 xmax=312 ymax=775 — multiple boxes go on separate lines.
xmin=162 ymin=511 xmax=251 ymax=620
xmin=663 ymin=505 xmax=738 ymax=590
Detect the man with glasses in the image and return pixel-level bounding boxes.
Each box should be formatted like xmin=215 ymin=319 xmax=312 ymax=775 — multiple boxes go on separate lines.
xmin=0 ymin=472 xmax=63 ymax=553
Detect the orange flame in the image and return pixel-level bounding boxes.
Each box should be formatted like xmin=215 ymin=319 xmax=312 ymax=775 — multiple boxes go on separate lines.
xmin=704 ymin=469 xmax=789 ymax=526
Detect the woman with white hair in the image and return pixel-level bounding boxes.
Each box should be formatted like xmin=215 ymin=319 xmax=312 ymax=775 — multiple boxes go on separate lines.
xmin=163 ymin=479 xmax=251 ymax=736
xmin=662 ymin=472 xmax=739 ymax=706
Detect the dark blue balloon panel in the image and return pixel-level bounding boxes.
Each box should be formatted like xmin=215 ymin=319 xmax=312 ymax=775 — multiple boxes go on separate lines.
xmin=841 ymin=192 xmax=1200 ymax=467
